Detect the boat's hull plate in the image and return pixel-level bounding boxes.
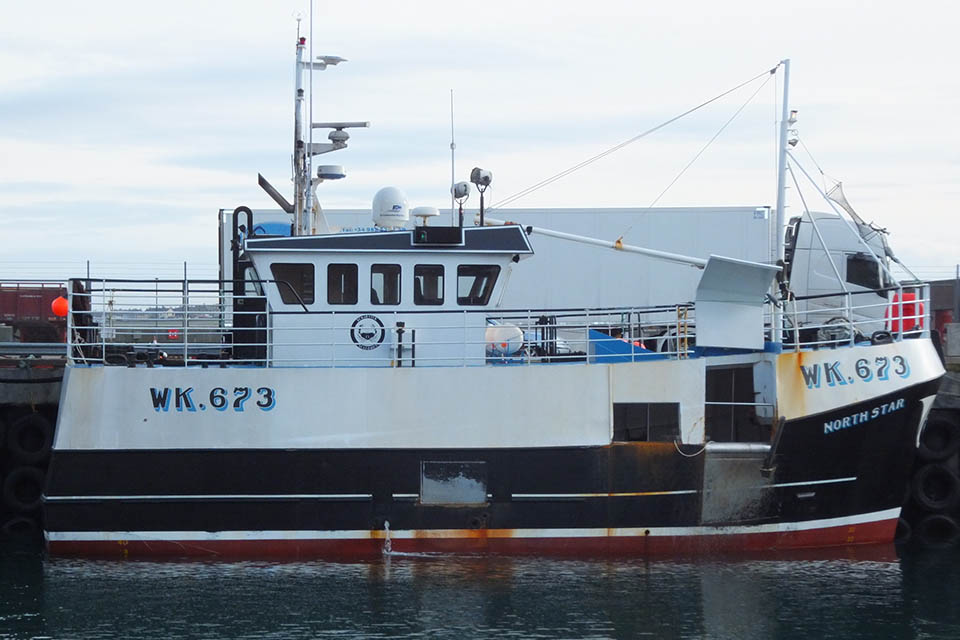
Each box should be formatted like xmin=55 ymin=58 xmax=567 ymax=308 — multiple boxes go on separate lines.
xmin=43 ymin=341 xmax=944 ymax=558
xmin=45 ymin=508 xmax=900 ymax=558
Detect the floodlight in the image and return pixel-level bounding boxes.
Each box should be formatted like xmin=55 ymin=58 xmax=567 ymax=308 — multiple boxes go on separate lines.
xmin=470 ymin=167 xmax=493 ymax=188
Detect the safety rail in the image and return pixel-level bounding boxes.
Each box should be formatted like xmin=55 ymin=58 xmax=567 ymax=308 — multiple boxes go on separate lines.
xmin=63 ymin=278 xmax=931 ymax=368
xmin=782 ymin=283 xmax=930 ymax=349
xmin=0 ymin=280 xmax=69 ymax=343
xmin=64 ymin=279 xmax=699 ymax=367
xmin=67 ymin=278 xmax=229 ymax=365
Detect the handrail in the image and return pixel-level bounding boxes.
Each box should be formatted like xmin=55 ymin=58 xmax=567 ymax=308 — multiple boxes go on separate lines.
xmin=62 ymin=277 xmax=932 ymax=368
xmin=272 ymin=280 xmax=310 ymax=312
xmin=789 ymin=284 xmax=923 ymax=302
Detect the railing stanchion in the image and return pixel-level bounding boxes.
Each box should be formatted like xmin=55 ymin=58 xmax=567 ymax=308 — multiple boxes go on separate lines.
xmin=896 ymin=284 xmax=903 ymax=341
xmin=846 ymin=292 xmax=854 ymax=346
xmin=66 ymin=281 xmax=74 ymax=363
xmin=525 ymin=309 xmax=531 ymax=365
xmin=183 ymin=277 xmax=189 ymax=363
xmin=585 ymin=308 xmax=591 ymax=363
xmin=100 ymin=280 xmax=106 ymax=362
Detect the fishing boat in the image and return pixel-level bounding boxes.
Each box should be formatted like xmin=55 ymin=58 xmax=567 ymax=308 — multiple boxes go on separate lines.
xmin=42 ymin=37 xmax=945 ymax=557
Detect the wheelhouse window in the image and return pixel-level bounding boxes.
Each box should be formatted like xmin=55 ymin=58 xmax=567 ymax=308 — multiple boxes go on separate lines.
xmin=457 ymin=264 xmax=500 ymax=306
xmin=414 ymin=264 xmax=444 ymax=305
xmin=371 ymin=264 xmax=401 ymax=305
xmin=270 ymin=263 xmax=314 ymax=305
xmin=327 ymin=264 xmax=358 ymax=305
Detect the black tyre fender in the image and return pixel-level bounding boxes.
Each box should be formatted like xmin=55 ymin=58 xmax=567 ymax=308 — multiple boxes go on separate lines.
xmin=7 ymin=412 xmax=54 ymax=464
xmin=911 ymin=463 xmax=960 ymax=512
xmin=914 ymin=513 xmax=960 ymax=549
xmin=2 ymin=466 xmax=45 ymax=512
xmin=917 ymin=412 xmax=960 ymax=462
xmin=0 ymin=414 xmax=7 ymax=450
xmin=894 ymin=516 xmax=912 ymax=545
xmin=0 ymin=514 xmax=40 ymax=541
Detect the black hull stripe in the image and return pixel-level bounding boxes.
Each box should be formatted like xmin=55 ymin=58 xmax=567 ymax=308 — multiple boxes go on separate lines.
xmin=45 ymin=444 xmax=705 ymax=501
xmin=44 ymin=384 xmax=936 ymax=534
xmin=41 ymin=478 xmax=872 ymax=533
xmin=45 ymin=476 xmax=858 ymax=502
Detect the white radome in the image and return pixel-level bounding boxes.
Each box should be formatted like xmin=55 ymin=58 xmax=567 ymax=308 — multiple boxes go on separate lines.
xmin=372 ymin=186 xmax=410 ymax=229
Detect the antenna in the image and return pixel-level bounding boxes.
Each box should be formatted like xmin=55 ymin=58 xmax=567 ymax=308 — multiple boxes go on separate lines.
xmin=285 ymin=11 xmax=363 ymax=236
xmin=449 ymin=89 xmax=456 ymax=226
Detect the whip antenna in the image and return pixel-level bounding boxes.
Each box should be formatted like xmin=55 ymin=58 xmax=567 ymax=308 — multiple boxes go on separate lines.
xmin=450 ymin=89 xmax=456 ymax=226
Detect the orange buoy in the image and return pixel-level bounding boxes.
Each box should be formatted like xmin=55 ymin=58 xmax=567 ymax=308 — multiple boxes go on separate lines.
xmin=51 ymin=296 xmax=68 ymax=317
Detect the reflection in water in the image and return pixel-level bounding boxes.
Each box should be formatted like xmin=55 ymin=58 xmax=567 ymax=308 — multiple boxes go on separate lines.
xmin=1 ymin=544 xmax=959 ymax=639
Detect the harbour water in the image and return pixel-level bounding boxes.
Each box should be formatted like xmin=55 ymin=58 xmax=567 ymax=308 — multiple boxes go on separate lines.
xmin=2 ymin=543 xmax=959 ymax=639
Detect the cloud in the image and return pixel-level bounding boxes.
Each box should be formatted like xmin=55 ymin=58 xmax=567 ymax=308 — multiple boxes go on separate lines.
xmin=1 ymin=0 xmax=957 ymax=279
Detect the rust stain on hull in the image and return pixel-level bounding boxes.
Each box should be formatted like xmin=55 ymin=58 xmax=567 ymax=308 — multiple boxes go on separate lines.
xmin=48 ymin=518 xmax=902 ymax=559
xmin=776 ymin=350 xmax=807 ymax=421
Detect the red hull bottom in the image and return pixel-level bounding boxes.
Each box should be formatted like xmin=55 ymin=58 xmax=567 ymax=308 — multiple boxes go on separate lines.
xmin=47 ymin=516 xmax=898 ymax=560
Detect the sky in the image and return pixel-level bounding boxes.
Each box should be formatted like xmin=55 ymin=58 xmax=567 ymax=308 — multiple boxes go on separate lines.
xmin=0 ymin=0 xmax=957 ymax=280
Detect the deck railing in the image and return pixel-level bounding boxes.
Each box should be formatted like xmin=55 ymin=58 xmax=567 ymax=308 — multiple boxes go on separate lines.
xmin=783 ymin=284 xmax=930 ymax=348
xmin=62 ymin=278 xmax=931 ymax=368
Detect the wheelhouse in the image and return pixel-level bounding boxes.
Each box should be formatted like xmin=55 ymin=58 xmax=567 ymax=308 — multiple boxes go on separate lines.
xmin=238 ymin=224 xmax=533 ymax=366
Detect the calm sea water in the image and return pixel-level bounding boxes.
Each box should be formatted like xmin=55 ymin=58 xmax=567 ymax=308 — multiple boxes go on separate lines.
xmin=2 ymin=543 xmax=959 ymax=639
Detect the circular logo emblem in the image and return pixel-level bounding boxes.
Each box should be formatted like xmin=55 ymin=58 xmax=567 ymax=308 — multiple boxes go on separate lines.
xmin=350 ymin=314 xmax=385 ymax=350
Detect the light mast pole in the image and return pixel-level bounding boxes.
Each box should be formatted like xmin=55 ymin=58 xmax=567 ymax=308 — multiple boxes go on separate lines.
xmin=293 ymin=36 xmax=308 ymax=236
xmin=773 ymin=58 xmax=791 ymax=340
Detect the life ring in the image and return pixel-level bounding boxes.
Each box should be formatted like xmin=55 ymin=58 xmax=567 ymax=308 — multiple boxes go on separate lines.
xmin=917 ymin=413 xmax=960 ymax=462
xmin=911 ymin=463 xmax=960 ymax=512
xmin=914 ymin=513 xmax=960 ymax=549
xmin=2 ymin=465 xmax=45 ymax=512
xmin=7 ymin=412 xmax=54 ymax=464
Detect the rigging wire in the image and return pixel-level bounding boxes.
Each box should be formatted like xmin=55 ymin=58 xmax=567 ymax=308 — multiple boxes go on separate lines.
xmin=488 ymin=64 xmax=781 ymax=212
xmin=797 ymin=137 xmax=829 ymax=193
xmin=617 ymin=72 xmax=775 ymax=241
xmin=786 ymin=162 xmax=847 ymax=292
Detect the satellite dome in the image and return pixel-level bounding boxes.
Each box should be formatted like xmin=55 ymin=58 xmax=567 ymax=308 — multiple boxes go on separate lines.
xmin=372 ymin=187 xmax=410 ymax=229
xmin=411 ymin=206 xmax=440 ymax=226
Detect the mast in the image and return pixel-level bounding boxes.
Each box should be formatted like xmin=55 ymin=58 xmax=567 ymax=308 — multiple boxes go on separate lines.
xmin=772 ymin=58 xmax=791 ymax=339
xmin=774 ymin=58 xmax=791 ymax=266
xmin=286 ymin=35 xmax=364 ymax=237
xmin=293 ymin=37 xmax=308 ymax=236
